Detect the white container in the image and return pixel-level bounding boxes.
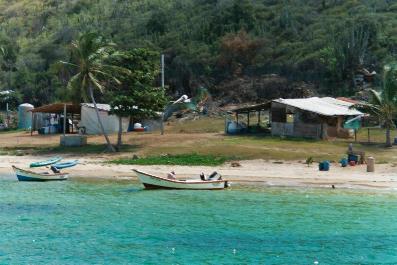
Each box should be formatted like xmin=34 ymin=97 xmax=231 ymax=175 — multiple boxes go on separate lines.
xmin=367 ymin=157 xmax=375 ymax=172
xmin=134 ymin=123 xmax=143 ymax=129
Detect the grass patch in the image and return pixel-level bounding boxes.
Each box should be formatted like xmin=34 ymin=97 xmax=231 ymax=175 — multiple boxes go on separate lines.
xmin=111 ymin=153 xmax=230 ymax=166
xmin=0 ymin=144 xmax=139 ymax=155
xmin=36 ymin=144 xmax=140 ymax=154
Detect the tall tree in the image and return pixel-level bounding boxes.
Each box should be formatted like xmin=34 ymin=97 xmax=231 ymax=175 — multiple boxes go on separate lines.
xmin=353 ymin=64 xmax=397 ymax=147
xmin=62 ymin=32 xmax=129 ymax=152
xmin=107 ymin=48 xmax=167 ymax=150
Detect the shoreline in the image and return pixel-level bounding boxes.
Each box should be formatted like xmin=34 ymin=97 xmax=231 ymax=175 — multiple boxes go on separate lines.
xmin=1 ymin=155 xmax=397 ymax=191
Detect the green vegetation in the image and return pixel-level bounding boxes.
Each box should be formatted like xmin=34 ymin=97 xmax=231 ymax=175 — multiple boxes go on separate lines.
xmin=107 ymin=48 xmax=167 ymax=148
xmin=111 ymin=153 xmax=230 ymax=166
xmin=1 ymin=126 xmax=397 ymax=164
xmin=353 ymin=64 xmax=397 ymax=146
xmin=0 ymin=0 xmax=397 ymax=108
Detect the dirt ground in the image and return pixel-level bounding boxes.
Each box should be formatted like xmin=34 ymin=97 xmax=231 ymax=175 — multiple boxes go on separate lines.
xmin=1 ymin=155 xmax=397 ymax=191
xmin=1 ymin=128 xmax=397 ymax=191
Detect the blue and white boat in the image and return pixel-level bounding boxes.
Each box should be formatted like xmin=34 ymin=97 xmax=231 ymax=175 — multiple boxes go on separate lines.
xmin=30 ymin=157 xmax=62 ymax=168
xmin=53 ymin=160 xmax=79 ymax=170
xmin=13 ymin=166 xmax=68 ymax=182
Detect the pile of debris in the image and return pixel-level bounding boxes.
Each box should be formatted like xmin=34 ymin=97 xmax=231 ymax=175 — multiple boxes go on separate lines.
xmin=215 ymin=74 xmax=316 ymax=105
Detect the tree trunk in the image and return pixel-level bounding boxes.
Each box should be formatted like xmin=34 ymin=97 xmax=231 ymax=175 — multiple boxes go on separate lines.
xmin=386 ymin=127 xmax=392 ymax=148
xmin=89 ymin=86 xmax=115 ymax=152
xmin=117 ymin=116 xmax=123 ymax=150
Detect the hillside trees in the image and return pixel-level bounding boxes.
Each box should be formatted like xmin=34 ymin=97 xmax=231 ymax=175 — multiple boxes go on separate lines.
xmin=0 ymin=0 xmax=396 ymax=105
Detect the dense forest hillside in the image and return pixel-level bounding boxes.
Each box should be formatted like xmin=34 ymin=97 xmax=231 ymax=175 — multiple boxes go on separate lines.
xmin=0 ymin=0 xmax=396 ymax=107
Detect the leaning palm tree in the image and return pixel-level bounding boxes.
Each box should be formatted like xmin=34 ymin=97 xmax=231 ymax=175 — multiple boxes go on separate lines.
xmin=353 ymin=64 xmax=397 ymax=147
xmin=61 ymin=33 xmax=128 ymax=152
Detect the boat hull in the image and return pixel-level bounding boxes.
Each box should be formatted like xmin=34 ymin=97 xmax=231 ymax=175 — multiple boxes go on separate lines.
xmin=30 ymin=157 xmax=62 ymax=168
xmin=13 ymin=166 xmax=68 ymax=182
xmin=134 ymin=170 xmax=228 ymax=190
xmin=53 ymin=160 xmax=79 ymax=169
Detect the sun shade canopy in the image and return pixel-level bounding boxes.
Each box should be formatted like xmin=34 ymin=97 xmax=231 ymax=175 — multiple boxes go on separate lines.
xmin=31 ymin=103 xmax=81 ymax=114
xmin=230 ymin=102 xmax=271 ymax=114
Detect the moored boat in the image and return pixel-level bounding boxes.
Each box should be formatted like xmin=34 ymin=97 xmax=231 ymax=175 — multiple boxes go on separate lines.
xmin=12 ymin=166 xmax=69 ymax=182
xmin=30 ymin=157 xmax=62 ymax=168
xmin=133 ymin=169 xmax=229 ymax=190
xmin=53 ymin=160 xmax=79 ymax=169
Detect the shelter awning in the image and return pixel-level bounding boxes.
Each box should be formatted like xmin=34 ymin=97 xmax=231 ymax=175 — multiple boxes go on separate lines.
xmin=230 ymin=102 xmax=271 ymax=114
xmin=31 ymin=103 xmax=81 ymax=114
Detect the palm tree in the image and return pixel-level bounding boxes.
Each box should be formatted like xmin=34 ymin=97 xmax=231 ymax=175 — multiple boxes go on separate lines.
xmin=61 ymin=33 xmax=129 ymax=152
xmin=353 ymin=64 xmax=397 ymax=147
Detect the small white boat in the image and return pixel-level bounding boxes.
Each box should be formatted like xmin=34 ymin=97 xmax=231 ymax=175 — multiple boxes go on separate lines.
xmin=12 ymin=166 xmax=69 ymax=182
xmin=133 ymin=169 xmax=229 ymax=190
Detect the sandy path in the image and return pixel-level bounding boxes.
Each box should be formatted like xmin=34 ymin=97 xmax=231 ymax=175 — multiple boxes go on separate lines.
xmin=1 ymin=155 xmax=397 ymax=190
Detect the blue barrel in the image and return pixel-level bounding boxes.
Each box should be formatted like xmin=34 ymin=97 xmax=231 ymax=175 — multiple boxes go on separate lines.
xmin=394 ymin=138 xmax=397 ymax=145
xmin=319 ymin=161 xmax=330 ymax=171
xmin=348 ymin=154 xmax=358 ymax=163
xmin=340 ymin=158 xmax=348 ymax=167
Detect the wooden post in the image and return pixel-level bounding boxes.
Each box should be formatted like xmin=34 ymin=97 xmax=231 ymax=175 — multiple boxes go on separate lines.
xmin=257 ymin=111 xmax=260 ymax=126
xmin=30 ymin=112 xmax=33 ymax=136
xmin=225 ymin=113 xmax=228 ymax=134
xmin=247 ymin=112 xmax=250 ymax=131
xmin=160 ymin=112 xmax=165 ymax=135
xmin=367 ymin=128 xmax=370 ymax=143
xmin=354 ymin=129 xmax=357 ymax=142
xmin=63 ymin=104 xmax=66 ymax=136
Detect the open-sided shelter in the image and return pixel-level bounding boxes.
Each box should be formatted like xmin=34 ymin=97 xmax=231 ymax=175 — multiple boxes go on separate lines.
xmin=225 ymin=102 xmax=271 ymax=134
xmin=31 ymin=103 xmax=129 ymax=135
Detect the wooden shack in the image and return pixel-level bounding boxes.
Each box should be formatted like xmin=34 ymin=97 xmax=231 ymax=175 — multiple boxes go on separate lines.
xmin=270 ymin=97 xmax=363 ymax=139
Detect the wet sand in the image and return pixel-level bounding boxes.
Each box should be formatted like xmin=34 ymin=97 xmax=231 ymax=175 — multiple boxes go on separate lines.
xmin=1 ymin=155 xmax=397 ymax=190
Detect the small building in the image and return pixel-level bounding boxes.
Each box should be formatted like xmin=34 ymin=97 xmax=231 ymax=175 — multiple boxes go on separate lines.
xmin=30 ymin=103 xmax=129 ymax=135
xmin=80 ymin=103 xmax=129 ymax=135
xmin=270 ymin=97 xmax=363 ymax=139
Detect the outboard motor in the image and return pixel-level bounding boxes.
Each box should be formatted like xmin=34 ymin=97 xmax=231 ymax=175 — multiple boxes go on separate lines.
xmin=208 ymin=171 xmax=222 ymax=180
xmin=50 ymin=166 xmax=60 ymax=174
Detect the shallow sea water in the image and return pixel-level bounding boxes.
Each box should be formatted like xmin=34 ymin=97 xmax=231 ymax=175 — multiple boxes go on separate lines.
xmin=0 ymin=177 xmax=396 ymax=264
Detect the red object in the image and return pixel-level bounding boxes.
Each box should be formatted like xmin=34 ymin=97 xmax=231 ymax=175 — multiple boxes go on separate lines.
xmin=134 ymin=128 xmax=145 ymax=132
xmin=349 ymin=161 xmax=356 ymax=166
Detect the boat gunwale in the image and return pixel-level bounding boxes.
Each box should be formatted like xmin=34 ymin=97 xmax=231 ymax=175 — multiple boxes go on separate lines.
xmin=133 ymin=169 xmax=227 ymax=184
xmin=29 ymin=157 xmax=62 ymax=167
xmin=12 ymin=165 xmax=69 ymax=177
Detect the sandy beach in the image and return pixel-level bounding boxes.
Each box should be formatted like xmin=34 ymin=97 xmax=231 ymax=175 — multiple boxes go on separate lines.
xmin=1 ymin=155 xmax=397 ymax=190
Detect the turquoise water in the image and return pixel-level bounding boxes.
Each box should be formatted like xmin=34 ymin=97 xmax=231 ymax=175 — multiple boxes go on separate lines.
xmin=0 ymin=177 xmax=397 ymax=264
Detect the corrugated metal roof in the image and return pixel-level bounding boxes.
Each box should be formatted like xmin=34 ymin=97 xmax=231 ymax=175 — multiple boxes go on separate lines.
xmin=273 ymin=97 xmax=363 ymax=116
xmin=81 ymin=103 xmax=111 ymax=112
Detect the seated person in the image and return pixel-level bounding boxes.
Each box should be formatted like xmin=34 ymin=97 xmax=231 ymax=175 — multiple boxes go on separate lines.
xmin=200 ymin=173 xmax=206 ymax=181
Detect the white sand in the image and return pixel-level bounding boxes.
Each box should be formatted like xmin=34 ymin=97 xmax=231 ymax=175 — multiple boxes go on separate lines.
xmin=1 ymin=155 xmax=397 ymax=190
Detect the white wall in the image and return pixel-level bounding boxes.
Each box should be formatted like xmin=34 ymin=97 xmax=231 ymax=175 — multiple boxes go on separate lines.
xmin=80 ymin=106 xmax=128 ymax=135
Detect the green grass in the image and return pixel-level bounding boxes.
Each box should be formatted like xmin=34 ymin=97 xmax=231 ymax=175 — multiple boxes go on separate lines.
xmin=0 ymin=128 xmax=24 ymax=134
xmin=165 ymin=116 xmax=225 ymax=133
xmin=0 ymin=144 xmax=139 ymax=156
xmin=110 ymin=153 xmax=230 ymax=166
